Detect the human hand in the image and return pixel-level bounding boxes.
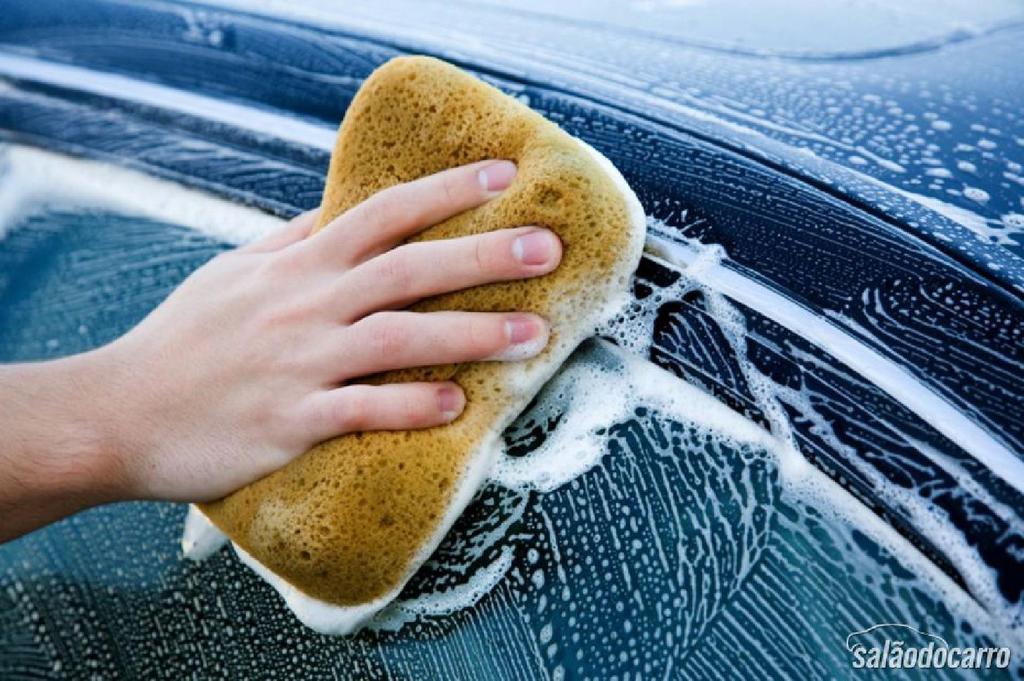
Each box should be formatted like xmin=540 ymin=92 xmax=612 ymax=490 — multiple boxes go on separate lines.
xmin=91 ymin=160 xmax=561 ymax=502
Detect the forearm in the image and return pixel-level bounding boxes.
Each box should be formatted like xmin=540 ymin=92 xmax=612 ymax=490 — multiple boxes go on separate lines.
xmin=0 ymin=350 xmax=126 ymax=541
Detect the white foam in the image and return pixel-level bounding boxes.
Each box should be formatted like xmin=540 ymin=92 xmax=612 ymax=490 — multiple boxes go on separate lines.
xmin=844 ymin=166 xmax=1020 ymax=254
xmin=233 ymin=540 xmax=400 ymax=635
xmin=486 ymin=324 xmax=550 ymax=362
xmin=0 ymin=144 xmax=283 ymax=244
xmin=645 ymin=229 xmax=1024 ymax=495
xmin=489 ymin=138 xmax=655 ymax=492
xmin=370 ymin=546 xmax=515 ymax=632
xmin=184 ymin=501 xmax=395 ymax=634
xmin=183 ymin=503 xmax=443 ymax=635
xmin=182 ymin=440 xmax=509 ymax=636
xmin=181 ymin=504 xmax=228 ymax=560
xmin=491 ymin=341 xmax=773 ymax=492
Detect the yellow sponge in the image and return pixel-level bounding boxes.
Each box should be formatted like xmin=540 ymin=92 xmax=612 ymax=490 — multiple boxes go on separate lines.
xmin=198 ymin=55 xmax=645 ymax=630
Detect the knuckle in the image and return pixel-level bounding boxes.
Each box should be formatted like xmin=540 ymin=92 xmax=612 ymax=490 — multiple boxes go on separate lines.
xmin=375 ymin=252 xmax=415 ymax=293
xmin=472 ymin=236 xmax=490 ymax=275
xmin=260 ymin=297 xmax=314 ymax=330
xmin=468 ymin=315 xmax=505 ymax=355
xmin=359 ymin=195 xmax=393 ymax=227
xmin=252 ymin=400 xmax=283 ymax=433
xmin=334 ymin=389 xmax=369 ymax=432
xmin=259 ymin=304 xmax=296 ymax=330
xmin=279 ymin=403 xmax=311 ymax=445
xmin=269 ymin=346 xmax=307 ymax=376
xmin=365 ymin=314 xmax=410 ymax=360
xmin=257 ymin=248 xmax=303 ymax=282
xmin=440 ymin=171 xmax=462 ymax=205
xmin=366 ymin=187 xmax=421 ymax=229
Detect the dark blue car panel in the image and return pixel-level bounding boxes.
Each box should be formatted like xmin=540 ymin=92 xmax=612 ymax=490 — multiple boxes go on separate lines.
xmin=5 ymin=0 xmax=1021 ymax=287
xmin=0 ymin=1 xmax=1021 ymax=678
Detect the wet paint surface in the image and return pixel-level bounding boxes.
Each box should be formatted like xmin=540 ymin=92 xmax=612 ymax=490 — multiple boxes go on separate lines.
xmin=5 ymin=0 xmax=1020 ymax=282
xmin=0 ymin=204 xmax=1015 ymax=678
xmin=0 ymin=1 xmax=1022 ymax=678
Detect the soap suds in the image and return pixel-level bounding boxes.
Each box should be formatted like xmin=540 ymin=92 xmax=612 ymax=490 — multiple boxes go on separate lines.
xmin=645 ymin=221 xmax=1024 ymax=494
xmin=0 ymin=144 xmax=282 ymax=245
xmin=179 ymin=214 xmax=1020 ymax=641
xmin=490 ymin=341 xmax=773 ymax=493
xmin=370 ymin=546 xmax=516 ymax=632
xmin=181 ymin=505 xmax=228 ymax=561
xmin=7 ymin=143 xmax=1013 ymax=649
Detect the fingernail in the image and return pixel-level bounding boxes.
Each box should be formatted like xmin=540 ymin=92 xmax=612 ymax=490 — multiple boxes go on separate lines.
xmin=478 ymin=160 xmax=517 ymax=192
xmin=489 ymin=316 xmax=549 ymax=361
xmin=513 ymin=229 xmax=558 ymax=266
xmin=438 ymin=386 xmax=464 ymax=421
xmin=506 ymin=314 xmax=542 ymax=344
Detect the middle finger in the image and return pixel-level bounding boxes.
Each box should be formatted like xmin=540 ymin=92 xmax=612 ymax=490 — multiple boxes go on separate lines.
xmin=335 ymin=227 xmax=562 ymax=322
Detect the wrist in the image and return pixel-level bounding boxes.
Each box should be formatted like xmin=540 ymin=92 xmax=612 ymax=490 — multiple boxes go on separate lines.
xmin=44 ymin=347 xmax=136 ymax=505
xmin=0 ymin=348 xmax=133 ymax=540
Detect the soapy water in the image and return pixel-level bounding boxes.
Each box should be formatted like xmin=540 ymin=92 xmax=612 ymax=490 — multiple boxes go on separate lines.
xmin=1 ymin=145 xmax=1021 ymax=675
xmin=183 ymin=217 xmax=1021 ymax=655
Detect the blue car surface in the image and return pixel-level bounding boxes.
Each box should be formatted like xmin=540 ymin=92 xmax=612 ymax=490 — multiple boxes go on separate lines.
xmin=0 ymin=1 xmax=1021 ymax=678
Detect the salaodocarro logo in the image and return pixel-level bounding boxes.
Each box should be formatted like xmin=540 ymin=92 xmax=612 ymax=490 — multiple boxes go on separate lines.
xmin=845 ymin=623 xmax=1012 ymax=671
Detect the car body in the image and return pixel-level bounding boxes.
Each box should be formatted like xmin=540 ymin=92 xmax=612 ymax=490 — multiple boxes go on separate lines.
xmin=0 ymin=1 xmax=1021 ymax=678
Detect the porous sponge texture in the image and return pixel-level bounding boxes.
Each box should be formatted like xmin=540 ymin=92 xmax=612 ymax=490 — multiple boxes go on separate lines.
xmin=199 ymin=56 xmax=643 ymax=605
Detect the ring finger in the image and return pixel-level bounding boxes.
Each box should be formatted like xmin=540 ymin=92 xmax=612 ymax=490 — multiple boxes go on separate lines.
xmin=327 ymin=310 xmax=549 ymax=381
